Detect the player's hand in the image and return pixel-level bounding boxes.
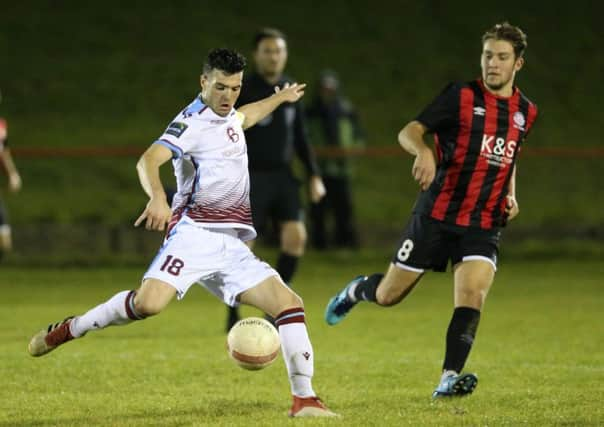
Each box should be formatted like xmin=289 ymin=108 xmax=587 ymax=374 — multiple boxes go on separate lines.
xmin=505 ymin=195 xmax=519 ymax=221
xmin=412 ymin=147 xmax=436 ymax=191
xmin=8 ymin=173 xmax=21 ymax=193
xmin=274 ymin=82 xmax=306 ymax=103
xmin=309 ymin=175 xmax=326 ymax=203
xmin=134 ymin=197 xmax=172 ymax=231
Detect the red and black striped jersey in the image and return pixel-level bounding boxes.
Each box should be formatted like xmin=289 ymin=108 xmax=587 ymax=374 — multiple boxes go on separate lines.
xmin=413 ymin=79 xmax=538 ymax=229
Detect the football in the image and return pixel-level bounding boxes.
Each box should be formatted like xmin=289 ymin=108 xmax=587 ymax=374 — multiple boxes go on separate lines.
xmin=227 ymin=317 xmax=280 ymax=370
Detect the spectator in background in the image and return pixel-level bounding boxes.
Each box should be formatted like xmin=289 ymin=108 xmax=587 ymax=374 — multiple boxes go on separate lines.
xmin=227 ymin=28 xmax=326 ymax=330
xmin=0 ymin=90 xmax=23 ymax=262
xmin=306 ymin=70 xmax=364 ymax=249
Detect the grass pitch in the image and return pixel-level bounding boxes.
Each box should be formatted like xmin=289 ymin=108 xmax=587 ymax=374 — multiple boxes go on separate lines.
xmin=1 ymin=250 xmax=602 ymax=426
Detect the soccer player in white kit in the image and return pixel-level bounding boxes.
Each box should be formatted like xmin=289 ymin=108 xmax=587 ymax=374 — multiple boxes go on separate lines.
xmin=28 ymin=48 xmax=336 ymax=418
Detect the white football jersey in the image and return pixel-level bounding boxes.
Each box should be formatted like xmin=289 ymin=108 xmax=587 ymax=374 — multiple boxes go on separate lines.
xmin=154 ymin=96 xmax=255 ymax=241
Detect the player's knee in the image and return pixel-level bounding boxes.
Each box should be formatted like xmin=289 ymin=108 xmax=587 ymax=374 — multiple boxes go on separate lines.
xmin=375 ymin=287 xmax=400 ymax=307
xmin=281 ymin=223 xmax=307 ymax=255
xmin=457 ymin=286 xmax=489 ymax=309
xmin=277 ymin=292 xmax=304 ymax=313
xmin=133 ymin=296 xmax=165 ymax=317
xmin=288 ymin=292 xmax=304 ymax=310
xmin=0 ymin=230 xmax=12 ymax=251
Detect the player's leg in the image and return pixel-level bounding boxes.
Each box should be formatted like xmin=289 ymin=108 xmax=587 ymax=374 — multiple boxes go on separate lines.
xmin=28 ymin=220 xmax=199 ymax=357
xmin=0 ymin=202 xmax=12 ymax=262
xmin=279 ymin=219 xmax=306 ymax=274
xmin=276 ymin=170 xmax=306 ymax=286
xmin=28 ymin=279 xmax=175 ymax=357
xmin=324 ymin=262 xmax=423 ymax=325
xmin=238 ymin=276 xmax=336 ymax=417
xmin=433 ymin=230 xmax=499 ymax=398
xmin=325 ymin=214 xmax=442 ymax=325
xmin=225 ymin=171 xmax=272 ymax=332
xmin=0 ymin=225 xmax=11 ymax=261
xmin=210 ymin=235 xmax=335 ymax=417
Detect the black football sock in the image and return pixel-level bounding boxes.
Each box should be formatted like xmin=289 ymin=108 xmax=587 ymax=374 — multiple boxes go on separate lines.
xmin=226 ymin=306 xmax=240 ymax=331
xmin=351 ymin=274 xmax=383 ymax=303
xmin=442 ymin=307 xmax=481 ymax=373
xmin=276 ymin=252 xmax=298 ymax=285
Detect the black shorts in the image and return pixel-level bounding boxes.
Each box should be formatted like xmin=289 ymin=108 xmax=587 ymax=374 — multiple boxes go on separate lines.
xmin=249 ymin=169 xmax=303 ymax=234
xmin=392 ymin=214 xmax=500 ymax=272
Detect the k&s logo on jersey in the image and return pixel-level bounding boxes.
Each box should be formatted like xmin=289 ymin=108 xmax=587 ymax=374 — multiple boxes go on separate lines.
xmin=480 ymin=134 xmax=517 ymax=167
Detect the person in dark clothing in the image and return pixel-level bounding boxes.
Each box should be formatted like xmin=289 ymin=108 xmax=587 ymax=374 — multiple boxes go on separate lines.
xmin=306 ymin=70 xmax=364 ymax=249
xmin=226 ymin=28 xmax=325 ymax=330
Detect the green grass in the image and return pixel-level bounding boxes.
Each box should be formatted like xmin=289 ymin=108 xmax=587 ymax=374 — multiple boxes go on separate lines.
xmin=1 ymin=251 xmax=602 ymax=426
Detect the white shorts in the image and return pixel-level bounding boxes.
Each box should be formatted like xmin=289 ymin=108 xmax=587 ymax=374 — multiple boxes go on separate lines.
xmin=143 ymin=218 xmax=278 ymax=306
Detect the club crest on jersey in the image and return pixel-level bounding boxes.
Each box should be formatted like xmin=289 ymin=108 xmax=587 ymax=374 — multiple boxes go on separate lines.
xmin=513 ymin=112 xmax=526 ymax=131
xmin=227 ymin=127 xmax=239 ymax=143
xmin=165 ymin=122 xmax=189 ymax=138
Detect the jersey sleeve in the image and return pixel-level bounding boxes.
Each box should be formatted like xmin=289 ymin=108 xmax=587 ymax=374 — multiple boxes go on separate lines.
xmin=415 ymin=83 xmax=461 ymax=133
xmin=293 ymin=101 xmax=320 ymax=176
xmin=154 ymin=118 xmax=197 ymax=158
xmin=522 ymin=103 xmax=538 ymax=142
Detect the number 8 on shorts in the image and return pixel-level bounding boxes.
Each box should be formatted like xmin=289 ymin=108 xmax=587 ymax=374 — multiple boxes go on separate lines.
xmin=397 ymin=239 xmax=414 ymax=262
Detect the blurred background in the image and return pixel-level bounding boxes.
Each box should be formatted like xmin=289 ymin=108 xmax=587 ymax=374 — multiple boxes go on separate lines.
xmin=1 ymin=0 xmax=602 ymax=266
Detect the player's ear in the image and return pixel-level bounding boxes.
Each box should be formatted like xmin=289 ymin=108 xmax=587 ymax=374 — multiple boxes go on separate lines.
xmin=514 ymin=56 xmax=524 ymax=72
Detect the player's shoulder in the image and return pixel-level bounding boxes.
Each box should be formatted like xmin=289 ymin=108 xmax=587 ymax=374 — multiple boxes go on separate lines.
xmin=431 ymin=81 xmax=468 ymax=99
xmin=162 ymin=96 xmax=210 ymax=138
xmin=175 ymin=96 xmax=212 ymax=124
xmin=516 ymin=87 xmax=538 ymax=111
xmin=180 ymin=95 xmax=209 ymax=118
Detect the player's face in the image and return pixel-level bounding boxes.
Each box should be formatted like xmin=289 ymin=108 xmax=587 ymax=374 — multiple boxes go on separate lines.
xmin=481 ymin=39 xmax=524 ymax=94
xmin=254 ymin=37 xmax=287 ymax=78
xmin=200 ymin=69 xmax=243 ymax=117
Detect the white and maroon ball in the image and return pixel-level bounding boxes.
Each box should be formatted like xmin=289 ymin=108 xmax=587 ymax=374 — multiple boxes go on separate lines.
xmin=227 ymin=317 xmax=280 ymax=370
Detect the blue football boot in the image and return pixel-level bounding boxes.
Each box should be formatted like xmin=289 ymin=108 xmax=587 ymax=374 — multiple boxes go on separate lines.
xmin=432 ymin=372 xmax=478 ymax=399
xmin=324 ymin=275 xmax=366 ymax=326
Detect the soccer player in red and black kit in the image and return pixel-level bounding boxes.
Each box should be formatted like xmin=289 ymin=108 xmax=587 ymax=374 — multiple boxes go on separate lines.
xmin=226 ymin=28 xmax=326 ymax=330
xmin=325 ymin=22 xmax=538 ymax=398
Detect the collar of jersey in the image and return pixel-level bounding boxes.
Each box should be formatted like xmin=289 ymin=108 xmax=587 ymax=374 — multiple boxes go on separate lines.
xmin=194 ymin=95 xmax=236 ymax=121
xmin=477 ymin=78 xmax=520 ymax=101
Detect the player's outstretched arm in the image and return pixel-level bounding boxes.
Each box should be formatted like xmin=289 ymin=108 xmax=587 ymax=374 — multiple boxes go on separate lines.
xmin=0 ymin=149 xmax=22 ymax=192
xmin=398 ymin=121 xmax=436 ymax=191
xmin=505 ymin=165 xmax=520 ymax=220
xmin=238 ymin=83 xmax=306 ymax=130
xmin=134 ymin=143 xmax=173 ymax=231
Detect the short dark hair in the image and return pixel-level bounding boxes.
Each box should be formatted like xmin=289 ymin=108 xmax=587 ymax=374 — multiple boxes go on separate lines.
xmin=253 ymin=28 xmax=286 ymax=50
xmin=202 ymin=48 xmax=246 ymax=75
xmin=482 ymin=22 xmax=528 ymax=58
